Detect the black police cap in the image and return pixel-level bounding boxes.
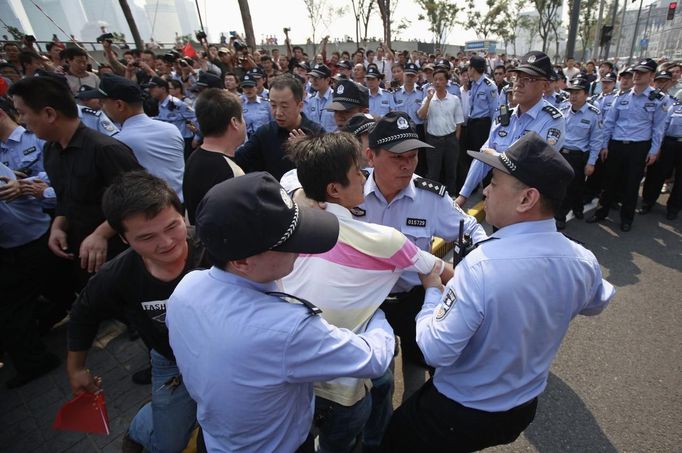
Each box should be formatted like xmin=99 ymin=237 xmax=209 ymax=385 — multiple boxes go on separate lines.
xmin=467 ymin=132 xmax=574 ymax=201
xmin=511 ymin=51 xmax=553 ymax=79
xmin=403 ymin=63 xmax=418 ymax=75
xmin=565 ymin=76 xmax=591 ymax=92
xmin=368 ymin=111 xmax=433 ymax=154
xmin=601 ymin=72 xmax=617 ymax=83
xmin=79 ymin=74 xmax=142 ymax=103
xmin=366 ymin=66 xmax=383 ymax=79
xmin=632 ymin=58 xmax=657 ymax=73
xmin=326 ymin=80 xmax=369 ymax=111
xmin=342 ymin=113 xmax=376 ymax=136
xmin=308 ymin=63 xmax=331 ymax=78
xmin=197 ymin=72 xmax=223 ymax=89
xmin=240 ymin=73 xmax=257 ymax=87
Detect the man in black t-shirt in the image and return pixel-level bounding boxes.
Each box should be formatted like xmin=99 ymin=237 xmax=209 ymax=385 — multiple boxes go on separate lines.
xmin=184 ymin=88 xmax=246 ymax=224
xmin=66 ymin=172 xmax=206 ymax=453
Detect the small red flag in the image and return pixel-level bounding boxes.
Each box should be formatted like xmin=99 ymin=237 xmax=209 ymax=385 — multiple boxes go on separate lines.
xmin=182 ymin=43 xmax=198 ymax=59
xmin=53 ymin=391 xmax=110 ymax=435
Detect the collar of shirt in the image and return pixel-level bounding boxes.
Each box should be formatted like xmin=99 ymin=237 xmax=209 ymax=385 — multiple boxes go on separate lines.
xmin=315 ymin=86 xmax=333 ymax=101
xmin=121 ymin=113 xmax=149 ymax=129
xmin=369 ymin=88 xmax=385 ymax=98
xmin=490 ymin=218 xmax=557 ymax=239
xmin=325 ymin=202 xmax=352 ymax=220
xmin=160 ymin=95 xmax=171 ymax=108
xmin=399 ymin=85 xmax=417 ymax=95
xmin=56 ymin=123 xmax=88 ymax=152
xmin=245 ymin=96 xmax=264 ymax=104
xmin=207 ymin=266 xmax=279 ymax=293
xmin=5 ymin=125 xmax=26 ymax=144
xmin=634 ymin=86 xmax=654 ymax=98
xmin=364 ymin=171 xmax=417 ymax=203
xmin=512 ymin=98 xmax=545 ymax=121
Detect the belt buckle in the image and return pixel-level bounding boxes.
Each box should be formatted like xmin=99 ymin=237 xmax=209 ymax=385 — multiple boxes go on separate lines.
xmin=622 ymin=140 xmax=631 ymax=145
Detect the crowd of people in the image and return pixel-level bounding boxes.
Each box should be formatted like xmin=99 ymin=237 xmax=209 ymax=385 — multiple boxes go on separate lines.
xmin=6 ymin=27 xmax=681 ymax=452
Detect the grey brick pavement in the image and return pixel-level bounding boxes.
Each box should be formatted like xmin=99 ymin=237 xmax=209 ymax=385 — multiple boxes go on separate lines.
xmin=0 ymin=321 xmax=151 ymax=453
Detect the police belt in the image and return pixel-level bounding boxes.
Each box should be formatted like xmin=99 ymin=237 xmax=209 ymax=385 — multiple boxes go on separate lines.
xmin=560 ymin=148 xmax=586 ymax=155
xmin=609 ymin=139 xmax=650 ymax=145
xmin=664 ymin=136 xmax=682 ymax=143
xmin=467 ymin=117 xmax=492 ymax=124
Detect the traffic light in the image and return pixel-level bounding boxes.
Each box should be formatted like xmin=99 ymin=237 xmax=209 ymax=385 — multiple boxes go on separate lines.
xmin=668 ymin=2 xmax=677 ymax=20
xmin=600 ymin=25 xmax=613 ymax=45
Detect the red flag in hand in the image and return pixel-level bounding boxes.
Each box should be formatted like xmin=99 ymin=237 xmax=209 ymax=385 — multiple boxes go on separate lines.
xmin=53 ymin=391 xmax=110 ymax=435
xmin=182 ymin=43 xmax=197 ymax=59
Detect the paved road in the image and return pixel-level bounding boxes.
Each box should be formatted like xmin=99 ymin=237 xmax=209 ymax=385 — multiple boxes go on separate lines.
xmin=1 ymin=196 xmax=680 ymax=452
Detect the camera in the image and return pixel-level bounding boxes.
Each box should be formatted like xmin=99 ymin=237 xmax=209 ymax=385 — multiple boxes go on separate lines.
xmin=195 ymin=30 xmax=207 ymax=42
xmin=132 ymin=61 xmax=140 ymax=67
xmin=97 ymin=33 xmax=114 ymax=43
xmin=24 ymin=35 xmax=36 ymax=43
xmin=233 ymin=40 xmax=247 ymax=52
xmin=162 ymin=51 xmax=179 ymax=63
xmin=283 ymin=27 xmax=291 ymax=34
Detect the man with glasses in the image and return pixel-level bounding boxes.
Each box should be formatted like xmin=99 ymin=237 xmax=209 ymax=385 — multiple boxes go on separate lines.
xmin=456 ymin=51 xmax=566 ymax=210
xmin=493 ymin=64 xmax=508 ymax=93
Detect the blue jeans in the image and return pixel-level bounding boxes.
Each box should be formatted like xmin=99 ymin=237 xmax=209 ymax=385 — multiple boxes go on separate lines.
xmin=314 ymin=392 xmax=372 ymax=453
xmin=363 ymin=368 xmax=394 ymax=448
xmin=128 ymin=350 xmax=197 ymax=453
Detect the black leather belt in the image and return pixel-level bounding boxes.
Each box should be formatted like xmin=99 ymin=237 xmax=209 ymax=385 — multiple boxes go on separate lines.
xmin=664 ymin=136 xmax=682 ymax=142
xmin=610 ymin=139 xmax=648 ymax=145
xmin=560 ymin=148 xmax=585 ymax=155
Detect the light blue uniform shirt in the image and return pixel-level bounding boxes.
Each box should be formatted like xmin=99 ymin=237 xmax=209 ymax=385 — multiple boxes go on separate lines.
xmin=602 ymin=86 xmax=669 ymax=156
xmin=155 ymin=95 xmax=198 ymax=139
xmin=114 ymin=113 xmax=185 ymax=201
xmin=369 ymin=88 xmax=396 ymax=117
xmin=416 ymin=219 xmax=615 ymax=411
xmin=394 ymin=85 xmax=425 ymax=125
xmin=460 ymin=99 xmax=566 ymax=198
xmin=167 ymin=267 xmax=394 ymax=453
xmin=0 ymin=126 xmax=45 ymax=177
xmin=0 ymin=163 xmax=51 ymax=248
xmin=78 ymin=106 xmax=119 ymax=137
xmin=592 ymin=90 xmax=617 ymax=120
xmin=303 ymin=86 xmax=336 ymax=132
xmin=664 ymin=100 xmax=682 ymax=138
xmin=468 ymin=75 xmax=498 ymax=120
xmin=242 ymin=96 xmax=274 ymax=137
xmin=560 ymin=102 xmax=604 ymax=165
xmin=358 ymin=171 xmax=487 ymax=292
xmin=497 ymin=86 xmax=512 ymax=109
xmin=447 ymin=81 xmax=461 ymax=98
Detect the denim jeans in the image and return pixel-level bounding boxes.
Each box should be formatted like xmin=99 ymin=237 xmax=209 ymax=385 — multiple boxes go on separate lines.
xmin=314 ymin=392 xmax=372 ymax=453
xmin=363 ymin=368 xmax=394 ymax=448
xmin=128 ymin=350 xmax=197 ymax=452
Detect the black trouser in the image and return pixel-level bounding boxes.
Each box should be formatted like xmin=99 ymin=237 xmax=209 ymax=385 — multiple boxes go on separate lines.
xmin=557 ymin=149 xmax=590 ymax=220
xmin=584 ymin=155 xmax=606 ymax=202
xmin=415 ymin=124 xmax=428 ymax=177
xmin=0 ymin=232 xmax=55 ymax=375
xmin=380 ymin=379 xmax=537 ymax=453
xmin=426 ymin=132 xmax=459 ymax=196
xmin=380 ymin=286 xmax=428 ymax=368
xmin=183 ymin=137 xmax=195 ymax=161
xmin=642 ymin=136 xmax=682 ymax=214
xmin=596 ymin=139 xmax=650 ymax=223
xmin=460 ymin=117 xmax=492 ymax=195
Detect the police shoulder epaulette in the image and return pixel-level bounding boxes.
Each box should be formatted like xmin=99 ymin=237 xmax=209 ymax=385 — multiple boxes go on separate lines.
xmin=587 ymin=104 xmax=601 ymax=115
xmin=81 ymin=107 xmax=101 ymax=116
xmin=416 ymin=86 xmax=423 ymax=91
xmin=618 ymin=89 xmax=631 ymax=96
xmin=652 ymin=89 xmax=665 ymax=101
xmin=483 ymin=77 xmax=492 ymax=86
xmin=542 ymin=105 xmax=562 ymax=119
xmin=414 ymin=177 xmax=446 ymax=197
xmin=360 ymin=168 xmax=370 ymax=178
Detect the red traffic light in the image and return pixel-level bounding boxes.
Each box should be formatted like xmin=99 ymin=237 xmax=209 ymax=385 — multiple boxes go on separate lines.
xmin=670 ymin=2 xmax=677 ymax=8
xmin=668 ymin=1 xmax=677 ymax=20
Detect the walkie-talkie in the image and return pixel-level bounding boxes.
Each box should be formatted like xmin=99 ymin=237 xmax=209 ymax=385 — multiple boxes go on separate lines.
xmin=452 ymin=219 xmax=473 ymax=267
xmin=499 ymin=103 xmax=510 ymax=127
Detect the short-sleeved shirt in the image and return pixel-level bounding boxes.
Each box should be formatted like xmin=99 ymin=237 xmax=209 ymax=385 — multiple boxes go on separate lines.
xmin=560 ymin=102 xmax=603 ymax=164
xmin=394 ymin=86 xmax=425 ymax=125
xmin=369 ymin=88 xmax=396 ymax=117
xmin=422 ymin=92 xmax=465 ymax=136
xmin=155 ymin=95 xmax=198 ymax=139
xmin=242 ymin=96 xmax=274 ymax=137
xmin=0 ymin=125 xmax=45 ymax=177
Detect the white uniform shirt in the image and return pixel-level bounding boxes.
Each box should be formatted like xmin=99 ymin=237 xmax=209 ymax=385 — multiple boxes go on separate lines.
xmin=422 ymin=92 xmax=465 ymax=136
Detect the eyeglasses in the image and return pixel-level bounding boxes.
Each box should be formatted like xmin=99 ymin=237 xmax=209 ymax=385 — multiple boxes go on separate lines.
xmin=509 ymin=76 xmax=546 ymax=85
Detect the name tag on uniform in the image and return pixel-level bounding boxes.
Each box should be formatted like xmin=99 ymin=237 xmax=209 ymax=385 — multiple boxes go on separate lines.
xmin=406 ymin=218 xmax=426 ymax=227
xmin=382 ymin=100 xmax=389 ymax=105
xmin=498 ymin=130 xmax=508 ymax=137
xmin=310 ymin=107 xmax=316 ymax=111
xmin=23 ymin=146 xmax=37 ymax=155
xmin=580 ymin=119 xmax=591 ymax=125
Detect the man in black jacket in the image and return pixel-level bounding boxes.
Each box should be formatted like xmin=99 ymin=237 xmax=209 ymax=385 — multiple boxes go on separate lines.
xmin=236 ymin=74 xmax=323 ymax=180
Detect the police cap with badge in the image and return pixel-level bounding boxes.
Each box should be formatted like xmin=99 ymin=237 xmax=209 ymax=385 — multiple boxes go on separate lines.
xmin=368 ymin=111 xmax=433 ymax=154
xmin=632 ymin=58 xmax=657 ymax=73
xmin=601 ymin=72 xmax=617 ymax=83
xmin=342 ymin=113 xmax=376 ymax=136
xmin=248 ymin=67 xmax=265 ymax=79
xmin=308 ymin=64 xmax=331 ymax=79
xmin=404 ymin=63 xmax=419 ymax=75
xmin=510 ymin=51 xmax=553 ymax=80
xmin=366 ymin=66 xmax=384 ymax=79
xmin=79 ymin=74 xmax=142 ymax=103
xmin=196 ymin=72 xmax=224 ymax=89
xmin=468 ymin=132 xmax=574 ymax=201
xmin=337 ymin=60 xmax=353 ymax=71
xmin=240 ymin=73 xmax=256 ymax=88
xmin=654 ymin=70 xmax=673 ymax=81
xmin=325 ymin=80 xmax=369 ymax=111
xmin=75 ymin=84 xmax=98 ymax=100
xmin=145 ymin=76 xmax=169 ymax=90
xmin=565 ymin=76 xmax=591 ymax=92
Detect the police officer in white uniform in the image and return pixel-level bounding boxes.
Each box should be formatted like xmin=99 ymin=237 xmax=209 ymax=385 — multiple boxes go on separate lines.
xmin=381 ymin=132 xmax=615 ymax=452
xmin=167 ymin=173 xmax=394 ymax=453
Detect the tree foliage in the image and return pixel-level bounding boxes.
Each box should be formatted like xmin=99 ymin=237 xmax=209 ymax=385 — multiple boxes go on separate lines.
xmin=465 ymin=0 xmax=511 ymax=40
xmin=532 ymin=0 xmax=562 ymax=53
xmin=350 ymin=0 xmax=375 ymax=46
xmin=567 ymin=0 xmax=600 ymax=59
xmin=376 ymin=0 xmax=400 ymax=48
xmin=416 ymin=0 xmax=462 ymax=52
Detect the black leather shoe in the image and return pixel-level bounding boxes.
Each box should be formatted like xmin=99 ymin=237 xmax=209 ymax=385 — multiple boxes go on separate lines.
xmin=637 ymin=205 xmax=652 ymax=215
xmin=666 ymin=211 xmax=678 ymax=220
xmin=586 ymin=215 xmax=605 ymax=224
xmin=573 ymin=210 xmax=584 ymax=220
xmin=556 ymin=219 xmax=566 ymax=230
xmin=620 ymin=222 xmax=632 ymax=232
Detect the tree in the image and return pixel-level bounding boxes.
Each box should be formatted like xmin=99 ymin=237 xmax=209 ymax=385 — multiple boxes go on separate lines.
xmin=465 ymin=0 xmax=510 ymax=40
xmin=416 ymin=0 xmax=462 ymax=52
xmin=518 ymin=14 xmax=540 ymax=52
xmin=302 ymin=0 xmax=345 ymax=55
xmin=350 ymin=0 xmax=375 ymax=47
xmin=567 ymin=0 xmax=600 ymax=60
xmin=532 ymin=0 xmax=561 ymax=54
xmin=377 ymin=0 xmax=400 ymax=48
xmin=498 ymin=0 xmax=528 ymax=55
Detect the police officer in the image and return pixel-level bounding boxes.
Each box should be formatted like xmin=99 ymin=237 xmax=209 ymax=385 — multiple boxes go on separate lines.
xmin=367 ymin=66 xmax=395 ymax=117
xmin=358 ymin=112 xmax=487 ymax=398
xmin=240 ymin=73 xmax=273 ymax=138
xmin=456 ymin=51 xmax=566 ymax=209
xmin=639 ymin=97 xmax=682 ymax=220
xmin=247 ymin=66 xmax=269 ymax=100
xmin=466 ymin=55 xmax=498 ymax=163
xmin=74 ymin=85 xmax=119 ymax=137
xmin=587 ymin=58 xmax=668 ymax=232
xmin=303 ymin=63 xmax=336 ymax=132
xmin=147 ymin=76 xmax=199 ymax=160
xmin=325 ymin=79 xmax=370 ymax=131
xmin=394 ymin=63 xmax=426 ymax=175
xmin=381 ymin=133 xmax=615 ymax=453
xmin=543 ymin=70 xmax=569 ymax=109
xmin=555 ymin=76 xmax=603 ymax=229
xmin=167 ymin=173 xmax=394 ymax=452
xmin=653 ymin=70 xmax=675 ymax=109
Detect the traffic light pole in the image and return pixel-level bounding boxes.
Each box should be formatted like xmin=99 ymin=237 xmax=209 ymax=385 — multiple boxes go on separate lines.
xmin=603 ymin=0 xmax=621 ymax=60
xmin=627 ymin=0 xmax=644 ymax=65
xmin=593 ymin=0 xmax=607 ymax=59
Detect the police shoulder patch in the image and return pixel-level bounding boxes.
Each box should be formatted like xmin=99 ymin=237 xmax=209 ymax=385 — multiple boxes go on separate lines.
xmin=546 ymin=127 xmax=561 ymax=146
xmin=587 ymin=104 xmax=601 ymax=115
xmin=350 ymin=206 xmax=366 ymax=217
xmin=435 ymin=288 xmax=457 ymax=321
xmin=483 ymin=77 xmax=492 ymax=86
xmin=542 ymin=105 xmax=562 ymax=119
xmin=81 ymin=107 xmax=101 ymax=116
xmin=414 ymin=177 xmax=446 ymax=197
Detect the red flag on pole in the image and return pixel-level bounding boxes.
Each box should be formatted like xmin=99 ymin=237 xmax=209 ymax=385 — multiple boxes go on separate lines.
xmin=53 ymin=391 xmax=110 ymax=435
xmin=182 ymin=42 xmax=198 ymax=59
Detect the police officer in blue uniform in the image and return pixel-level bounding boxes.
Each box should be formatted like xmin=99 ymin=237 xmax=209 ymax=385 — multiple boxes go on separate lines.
xmin=367 ymin=66 xmax=395 ymax=117
xmin=456 ymin=51 xmax=566 ymax=209
xmin=381 ymin=132 xmax=615 ymax=453
xmin=555 ymin=76 xmax=603 ymax=229
xmin=639 ymin=97 xmax=682 ymax=220
xmin=167 ymin=173 xmax=394 ymax=453
xmin=147 ymin=76 xmax=199 ymax=159
xmin=587 ymin=58 xmax=669 ymax=232
xmin=74 ymin=85 xmax=119 ymax=137
xmin=543 ymin=70 xmax=569 ymax=109
xmin=303 ymin=63 xmax=336 ymax=132
xmin=247 ymin=66 xmax=269 ymax=100
xmin=358 ymin=112 xmax=487 ymax=399
xmin=394 ymin=63 xmax=427 ymax=175
xmin=240 ymin=73 xmax=273 ymax=138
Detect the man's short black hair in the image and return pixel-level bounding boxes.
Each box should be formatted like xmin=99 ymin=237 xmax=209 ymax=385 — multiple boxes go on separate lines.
xmin=194 ymin=88 xmax=243 ymax=137
xmin=8 ymin=76 xmax=78 ymax=119
xmin=291 ymin=133 xmax=360 ymax=203
xmin=2 ymin=42 xmax=19 ymax=51
xmin=19 ymin=51 xmax=41 ymax=66
xmin=433 ymin=68 xmax=449 ymax=80
xmin=103 ymin=170 xmax=183 ymax=235
xmin=600 ymin=61 xmax=614 ymax=70
xmin=292 ymin=46 xmax=303 ymax=53
xmin=62 ymin=47 xmax=87 ymax=60
xmin=269 ymin=74 xmax=304 ymax=102
xmin=142 ymin=49 xmax=156 ymax=59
